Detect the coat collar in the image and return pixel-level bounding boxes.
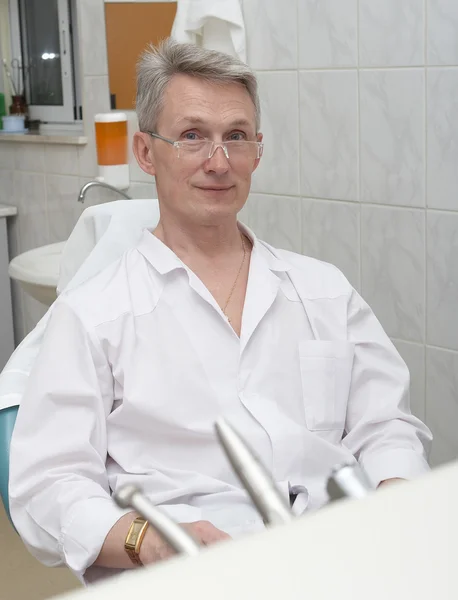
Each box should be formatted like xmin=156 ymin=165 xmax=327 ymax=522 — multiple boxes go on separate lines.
xmin=136 ymin=221 xmax=292 ymax=276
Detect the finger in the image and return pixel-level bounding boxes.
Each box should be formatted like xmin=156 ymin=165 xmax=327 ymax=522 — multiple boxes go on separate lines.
xmin=182 ymin=522 xmax=231 ymax=545
xmin=201 ymin=527 xmax=232 ymax=544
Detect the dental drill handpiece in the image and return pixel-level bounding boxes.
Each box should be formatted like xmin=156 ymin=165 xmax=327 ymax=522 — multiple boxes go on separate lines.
xmin=113 ymin=485 xmax=200 ymax=556
xmin=326 ymin=463 xmax=373 ymax=501
xmin=215 ymin=418 xmax=294 ymax=526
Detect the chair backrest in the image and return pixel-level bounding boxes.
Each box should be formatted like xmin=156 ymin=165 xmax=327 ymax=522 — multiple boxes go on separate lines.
xmin=0 ymin=405 xmax=18 ymax=525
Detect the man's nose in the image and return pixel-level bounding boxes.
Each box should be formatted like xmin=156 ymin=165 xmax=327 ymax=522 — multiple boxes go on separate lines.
xmin=204 ymin=144 xmax=230 ymax=174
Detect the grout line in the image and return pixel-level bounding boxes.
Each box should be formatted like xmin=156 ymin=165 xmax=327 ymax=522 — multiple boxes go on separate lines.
xmin=296 ymin=0 xmax=303 ymax=252
xmin=358 ymin=201 xmax=362 ymax=293
xmin=296 ymin=0 xmax=300 ymax=71
xmin=2 ymin=168 xmax=81 ymax=178
xmin=426 ymin=206 xmax=458 ymax=215
xmin=357 ymin=65 xmax=425 ymax=72
xmin=249 ymin=192 xmax=440 ymax=212
xmin=426 ymin=65 xmax=458 ymax=71
xmin=356 ymin=0 xmax=361 ymax=204
xmin=357 ymin=0 xmax=362 ymax=292
xmin=10 ymin=171 xmax=27 ymax=340
xmin=256 ymin=66 xmax=429 ymax=73
xmin=424 ymin=0 xmax=429 ymax=424
xmin=391 ymin=337 xmax=425 ymax=348
xmin=3 ymin=169 xmax=46 ymax=176
xmin=43 ymin=172 xmax=80 ymax=178
xmin=424 ymin=344 xmax=458 ymax=356
xmin=391 ymin=338 xmax=458 ymax=356
xmin=357 ymin=0 xmax=360 ymax=69
xmin=424 ymin=0 xmax=428 ymax=66
xmin=43 ymin=170 xmax=50 ymax=245
xmin=253 ymin=69 xmax=301 ymax=75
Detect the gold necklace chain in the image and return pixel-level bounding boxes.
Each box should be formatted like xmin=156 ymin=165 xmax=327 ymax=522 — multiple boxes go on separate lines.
xmin=223 ymin=232 xmax=247 ymax=322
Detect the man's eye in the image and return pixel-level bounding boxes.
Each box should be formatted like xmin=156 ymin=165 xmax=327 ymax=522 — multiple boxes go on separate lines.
xmin=228 ymin=132 xmax=245 ymax=141
xmin=183 ymin=132 xmax=200 ymax=140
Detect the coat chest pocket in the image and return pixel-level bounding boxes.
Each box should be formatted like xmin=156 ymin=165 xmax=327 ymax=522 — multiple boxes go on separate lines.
xmin=299 ymin=341 xmax=355 ymax=431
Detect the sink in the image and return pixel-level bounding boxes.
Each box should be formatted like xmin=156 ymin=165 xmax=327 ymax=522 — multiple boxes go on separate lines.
xmin=9 ymin=242 xmax=65 ymax=306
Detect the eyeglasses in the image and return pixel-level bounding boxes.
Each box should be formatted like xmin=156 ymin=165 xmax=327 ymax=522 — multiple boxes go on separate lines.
xmin=145 ymin=131 xmax=263 ymax=162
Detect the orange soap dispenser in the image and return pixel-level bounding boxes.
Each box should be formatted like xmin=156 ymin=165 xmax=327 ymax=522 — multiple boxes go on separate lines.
xmin=94 ymin=112 xmax=129 ymax=190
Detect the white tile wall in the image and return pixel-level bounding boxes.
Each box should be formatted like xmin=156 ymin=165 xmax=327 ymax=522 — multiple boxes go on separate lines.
xmin=299 ymin=70 xmax=358 ymax=200
xmin=243 ymin=0 xmax=298 ymax=70
xmin=251 ymin=71 xmax=300 ymax=196
xmin=359 ymin=69 xmax=425 ymax=207
xmin=0 ymin=143 xmax=16 ymax=169
xmin=0 ymin=0 xmax=457 ymax=469
xmin=426 ymin=347 xmax=458 ymax=466
xmin=0 ymin=168 xmax=14 ymax=205
xmin=46 ymin=174 xmax=84 ymax=243
xmin=298 ymin=0 xmax=358 ymax=68
xmin=361 ymin=205 xmax=425 ymax=342
xmin=127 ymin=181 xmax=157 ymax=199
xmin=77 ymin=0 xmax=109 ymax=76
xmin=242 ymin=0 xmax=457 ymax=467
xmin=82 ymin=76 xmax=111 ymax=136
xmin=22 ymin=295 xmax=48 ymax=338
xmin=77 ymin=140 xmax=98 ymax=179
xmin=427 ymin=0 xmax=458 ymax=66
xmin=301 ymin=198 xmax=360 ymax=290
xmin=44 ymin=145 xmax=80 ymax=176
xmin=13 ymin=172 xmax=48 ymax=251
xmin=393 ymin=339 xmax=426 ymax=423
xmin=426 ymin=211 xmax=458 ymax=351
xmin=245 ymin=194 xmax=302 ymax=252
xmin=14 ymin=144 xmax=45 ymax=172
xmin=426 ymin=68 xmax=458 ymax=210
xmin=359 ymin=0 xmax=424 ymax=67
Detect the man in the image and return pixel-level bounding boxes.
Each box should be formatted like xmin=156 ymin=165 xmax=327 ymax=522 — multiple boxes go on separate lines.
xmin=9 ymin=39 xmax=431 ymax=584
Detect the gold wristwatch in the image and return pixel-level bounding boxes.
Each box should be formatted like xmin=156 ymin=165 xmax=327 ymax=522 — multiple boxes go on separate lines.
xmin=124 ymin=517 xmax=149 ymax=566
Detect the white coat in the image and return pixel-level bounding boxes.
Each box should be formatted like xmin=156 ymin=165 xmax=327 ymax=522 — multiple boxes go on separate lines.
xmin=9 ymin=221 xmax=431 ymax=584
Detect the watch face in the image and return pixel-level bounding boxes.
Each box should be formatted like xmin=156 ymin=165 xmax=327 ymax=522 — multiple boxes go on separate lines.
xmin=125 ymin=518 xmax=147 ymax=565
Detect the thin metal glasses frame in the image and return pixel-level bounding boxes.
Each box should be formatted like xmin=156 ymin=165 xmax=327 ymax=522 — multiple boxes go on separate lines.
xmin=145 ymin=131 xmax=263 ymax=160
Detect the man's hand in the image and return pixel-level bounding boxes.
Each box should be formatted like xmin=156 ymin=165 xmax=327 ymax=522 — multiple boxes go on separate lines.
xmin=378 ymin=478 xmax=404 ymax=487
xmin=139 ymin=520 xmax=231 ymax=565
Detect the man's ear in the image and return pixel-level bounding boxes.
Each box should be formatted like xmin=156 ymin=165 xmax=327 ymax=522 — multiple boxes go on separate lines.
xmin=132 ymin=132 xmax=156 ymax=176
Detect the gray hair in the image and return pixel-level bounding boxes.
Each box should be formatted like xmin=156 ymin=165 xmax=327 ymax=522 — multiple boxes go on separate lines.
xmin=136 ymin=38 xmax=260 ymax=133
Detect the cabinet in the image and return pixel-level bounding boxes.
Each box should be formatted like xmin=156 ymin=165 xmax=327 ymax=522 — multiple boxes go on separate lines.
xmin=0 ymin=205 xmax=17 ymax=371
xmin=105 ymin=2 xmax=178 ymax=110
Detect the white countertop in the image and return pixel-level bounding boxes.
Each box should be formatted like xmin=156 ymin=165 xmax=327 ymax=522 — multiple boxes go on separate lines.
xmin=57 ymin=462 xmax=458 ymax=600
xmin=0 ymin=204 xmax=17 ymax=218
xmin=0 ymin=133 xmax=88 ymax=145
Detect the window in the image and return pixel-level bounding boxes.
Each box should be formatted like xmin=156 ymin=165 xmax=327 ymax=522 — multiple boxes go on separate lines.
xmin=9 ymin=0 xmax=81 ymax=125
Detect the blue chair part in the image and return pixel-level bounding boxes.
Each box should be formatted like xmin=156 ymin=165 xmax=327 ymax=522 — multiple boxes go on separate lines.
xmin=0 ymin=405 xmax=18 ymax=526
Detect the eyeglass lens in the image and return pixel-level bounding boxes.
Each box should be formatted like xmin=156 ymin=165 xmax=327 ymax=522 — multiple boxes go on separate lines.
xmin=176 ymin=141 xmax=261 ymax=161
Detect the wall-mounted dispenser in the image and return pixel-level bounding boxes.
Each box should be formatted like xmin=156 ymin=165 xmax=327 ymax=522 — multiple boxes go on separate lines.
xmin=94 ymin=112 xmax=129 ymax=190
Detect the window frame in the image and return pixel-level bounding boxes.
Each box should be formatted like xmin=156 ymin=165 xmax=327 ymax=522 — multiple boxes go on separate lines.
xmin=9 ymin=0 xmax=80 ymax=124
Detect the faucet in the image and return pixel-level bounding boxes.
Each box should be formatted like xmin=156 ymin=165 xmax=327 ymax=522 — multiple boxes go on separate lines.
xmin=327 ymin=463 xmax=373 ymax=501
xmin=215 ymin=418 xmax=293 ymax=526
xmin=112 ymin=422 xmax=375 ymax=562
xmin=78 ymin=180 xmax=132 ymax=203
